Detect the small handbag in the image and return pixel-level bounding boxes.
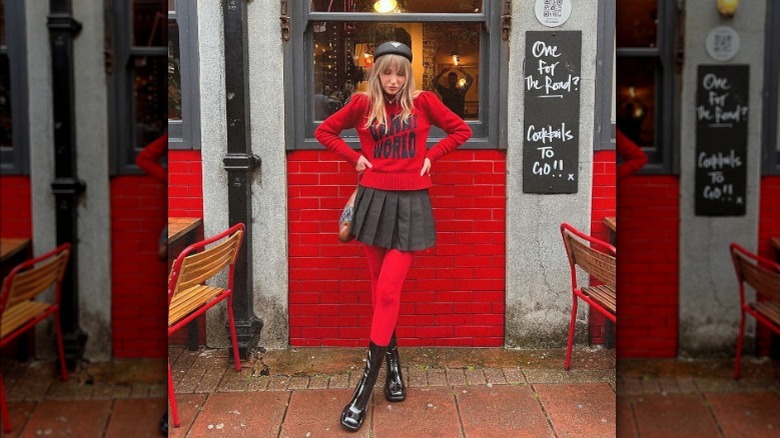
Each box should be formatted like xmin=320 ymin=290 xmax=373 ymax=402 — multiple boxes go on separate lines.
xmin=338 ymin=188 xmax=358 ymax=242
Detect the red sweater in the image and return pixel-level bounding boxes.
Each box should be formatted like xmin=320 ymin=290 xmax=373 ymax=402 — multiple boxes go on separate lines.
xmin=315 ymin=91 xmax=472 ymax=190
xmin=616 ymin=129 xmax=648 ymax=180
xmin=135 ymin=132 xmax=168 ymax=184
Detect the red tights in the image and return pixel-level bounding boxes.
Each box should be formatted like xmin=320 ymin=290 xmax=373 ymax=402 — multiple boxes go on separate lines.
xmin=364 ymin=245 xmax=414 ymax=346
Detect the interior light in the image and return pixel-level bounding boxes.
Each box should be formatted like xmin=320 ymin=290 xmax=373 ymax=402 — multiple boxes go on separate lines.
xmin=374 ymin=0 xmax=397 ymax=13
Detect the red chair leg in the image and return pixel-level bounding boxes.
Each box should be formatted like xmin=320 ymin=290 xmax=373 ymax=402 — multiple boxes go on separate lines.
xmin=733 ymin=310 xmax=745 ymax=380
xmin=227 ymin=295 xmax=241 ymax=372
xmin=1 ymin=370 xmax=11 ymax=433
xmin=168 ymin=360 xmax=180 ymax=428
xmin=54 ymin=311 xmax=69 ymax=381
xmin=565 ymin=294 xmax=578 ymax=370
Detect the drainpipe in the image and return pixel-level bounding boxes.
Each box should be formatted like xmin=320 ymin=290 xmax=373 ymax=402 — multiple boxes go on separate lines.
xmin=47 ymin=0 xmax=86 ymax=370
xmin=222 ymin=0 xmax=263 ymax=359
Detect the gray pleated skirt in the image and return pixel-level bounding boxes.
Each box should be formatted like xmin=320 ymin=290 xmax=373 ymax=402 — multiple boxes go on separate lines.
xmin=351 ymin=186 xmax=436 ymax=251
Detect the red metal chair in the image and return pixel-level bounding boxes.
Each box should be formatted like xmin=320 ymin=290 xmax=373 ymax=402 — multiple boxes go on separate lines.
xmin=167 ymin=223 xmax=245 ymax=428
xmin=560 ymin=223 xmax=616 ymax=370
xmin=730 ymin=243 xmax=780 ymax=379
xmin=1 ymin=243 xmax=70 ymax=433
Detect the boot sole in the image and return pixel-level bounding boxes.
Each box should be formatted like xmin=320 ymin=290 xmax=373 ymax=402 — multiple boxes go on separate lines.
xmin=385 ymin=391 xmax=406 ymax=402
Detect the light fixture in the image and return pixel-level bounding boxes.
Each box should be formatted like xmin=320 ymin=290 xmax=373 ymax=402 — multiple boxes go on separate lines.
xmin=716 ymin=0 xmax=738 ymax=18
xmin=452 ymin=55 xmax=460 ymax=66
xmin=374 ymin=0 xmax=397 ymax=13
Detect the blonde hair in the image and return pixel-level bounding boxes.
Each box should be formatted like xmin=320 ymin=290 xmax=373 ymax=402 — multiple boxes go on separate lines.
xmin=361 ymin=53 xmax=418 ymax=128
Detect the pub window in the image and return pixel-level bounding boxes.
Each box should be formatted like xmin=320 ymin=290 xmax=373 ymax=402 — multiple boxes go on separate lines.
xmin=615 ymin=0 xmax=678 ymax=173
xmin=762 ymin=0 xmax=780 ymax=175
xmin=109 ymin=0 xmax=167 ymax=174
xmin=168 ymin=0 xmax=200 ymax=150
xmin=286 ymin=0 xmax=503 ymax=150
xmin=0 ymin=0 xmax=29 ymax=175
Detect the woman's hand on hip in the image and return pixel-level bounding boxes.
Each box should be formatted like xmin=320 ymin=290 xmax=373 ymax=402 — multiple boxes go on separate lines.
xmin=420 ymin=158 xmax=432 ymax=176
xmin=356 ymin=155 xmax=373 ymax=172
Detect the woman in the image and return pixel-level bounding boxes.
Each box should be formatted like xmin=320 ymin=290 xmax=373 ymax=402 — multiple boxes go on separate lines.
xmin=315 ymin=41 xmax=472 ymax=431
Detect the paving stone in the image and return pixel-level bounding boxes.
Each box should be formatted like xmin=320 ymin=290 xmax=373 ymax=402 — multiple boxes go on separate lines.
xmin=675 ymin=377 xmax=697 ymax=394
xmin=328 ymin=374 xmax=349 ymax=389
xmin=147 ymin=383 xmax=166 ymax=398
xmin=655 ymin=377 xmax=680 ymax=395
xmin=706 ymin=392 xmax=780 ymax=437
xmin=373 ymin=387 xmax=462 ymax=438
xmin=502 ymin=368 xmax=526 ymax=384
xmin=44 ymin=381 xmax=94 ymax=400
xmin=129 ymin=383 xmax=153 ymax=398
xmin=21 ymin=399 xmax=112 ymax=437
xmin=408 ymin=367 xmax=427 ymax=388
xmin=286 ymin=376 xmax=310 ymax=390
xmin=2 ymin=401 xmax=36 ymax=435
xmin=632 ymin=394 xmax=720 ymax=438
xmin=280 ymin=389 xmax=362 ymax=437
xmin=168 ymin=393 xmax=208 ymax=438
xmin=524 ymin=368 xmax=615 ymax=384
xmin=535 ymin=383 xmax=615 ymax=438
xmin=104 ymin=398 xmax=166 ymax=437
xmin=186 ymin=391 xmax=289 ymax=437
xmin=456 ymin=384 xmax=553 ymax=437
xmin=483 ymin=368 xmax=507 ymax=385
xmin=245 ymin=375 xmax=270 ymax=391
xmin=217 ymin=369 xmax=250 ymax=392
xmin=616 ymin=397 xmax=638 ymax=438
xmin=91 ymin=385 xmax=131 ymax=400
xmin=619 ymin=378 xmax=643 ymax=396
xmin=445 ymin=368 xmax=466 ymax=386
xmin=266 ymin=376 xmax=291 ymax=391
xmin=425 ymin=368 xmax=447 ymax=386
xmin=307 ymin=376 xmax=329 ymax=390
xmin=464 ymin=368 xmax=487 ymax=385
xmin=639 ymin=378 xmax=662 ymax=394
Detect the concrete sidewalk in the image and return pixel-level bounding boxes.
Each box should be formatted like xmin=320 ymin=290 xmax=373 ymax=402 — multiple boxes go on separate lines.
xmin=168 ymin=345 xmax=616 ymax=437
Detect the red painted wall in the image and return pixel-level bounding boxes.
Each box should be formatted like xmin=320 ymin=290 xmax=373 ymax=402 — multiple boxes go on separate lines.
xmin=110 ymin=176 xmax=168 ymax=358
xmin=288 ymin=150 xmax=506 ymax=347
xmin=0 ymin=176 xmax=32 ymax=238
xmin=168 ymin=149 xmax=204 ymax=217
xmin=757 ymin=175 xmax=780 ymax=354
xmin=589 ymin=150 xmax=617 ymax=344
xmin=617 ymin=175 xmax=680 ymax=358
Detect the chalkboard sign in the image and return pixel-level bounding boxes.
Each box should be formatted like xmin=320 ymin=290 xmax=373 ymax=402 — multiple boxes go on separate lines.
xmin=695 ymin=65 xmax=749 ymax=216
xmin=523 ymin=31 xmax=581 ymax=194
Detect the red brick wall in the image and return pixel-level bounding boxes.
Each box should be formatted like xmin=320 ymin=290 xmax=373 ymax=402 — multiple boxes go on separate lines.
xmin=0 ymin=176 xmax=32 ymax=238
xmin=617 ymin=175 xmax=680 ymax=358
xmin=757 ymin=175 xmax=780 ymax=354
xmin=288 ymin=150 xmax=506 ymax=347
xmin=110 ymin=176 xmax=168 ymax=358
xmin=588 ymin=150 xmax=617 ymax=344
xmin=168 ymin=150 xmax=204 ymax=217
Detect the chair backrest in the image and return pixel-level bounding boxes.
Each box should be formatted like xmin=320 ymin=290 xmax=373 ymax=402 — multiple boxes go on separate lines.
xmin=730 ymin=243 xmax=780 ymax=304
xmin=0 ymin=243 xmax=71 ymax=315
xmin=560 ymin=223 xmax=616 ymax=289
xmin=168 ymin=223 xmax=245 ymax=305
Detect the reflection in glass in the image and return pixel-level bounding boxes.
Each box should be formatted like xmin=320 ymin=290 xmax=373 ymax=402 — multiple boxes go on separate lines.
xmin=168 ymin=11 xmax=181 ymax=120
xmin=311 ymin=0 xmax=482 ymax=14
xmin=311 ymin=21 xmax=481 ymax=121
xmin=616 ymin=57 xmax=657 ymax=148
xmin=0 ymin=54 xmax=10 ymax=148
xmin=133 ymin=55 xmax=166 ymax=151
xmin=133 ymin=0 xmax=166 ymax=47
xmin=616 ymin=0 xmax=658 ymax=48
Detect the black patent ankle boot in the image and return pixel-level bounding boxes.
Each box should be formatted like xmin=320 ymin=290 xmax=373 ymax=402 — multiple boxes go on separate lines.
xmin=384 ymin=333 xmax=406 ymax=402
xmin=341 ymin=342 xmax=387 ymax=431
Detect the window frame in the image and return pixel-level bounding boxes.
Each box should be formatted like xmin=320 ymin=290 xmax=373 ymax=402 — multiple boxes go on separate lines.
xmin=284 ymin=0 xmax=504 ymax=151
xmin=762 ymin=0 xmax=780 ymax=175
xmin=167 ymin=0 xmax=200 ymax=151
xmin=108 ymin=0 xmax=168 ymax=175
xmin=593 ymin=0 xmax=615 ymax=151
xmin=615 ymin=0 xmax=678 ymax=174
xmin=0 ymin=0 xmax=29 ymax=175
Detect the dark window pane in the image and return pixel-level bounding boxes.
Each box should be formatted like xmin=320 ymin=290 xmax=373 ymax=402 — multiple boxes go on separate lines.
xmin=616 ymin=0 xmax=658 ymax=48
xmin=311 ymin=0 xmax=482 ymax=14
xmin=311 ymin=21 xmax=480 ymax=121
xmin=133 ymin=55 xmax=166 ymax=150
xmin=168 ymin=14 xmax=181 ymax=120
xmin=0 ymin=0 xmax=5 ymax=46
xmin=616 ymin=57 xmax=658 ymax=148
xmin=133 ymin=0 xmax=166 ymax=47
xmin=0 ymin=53 xmax=10 ymax=148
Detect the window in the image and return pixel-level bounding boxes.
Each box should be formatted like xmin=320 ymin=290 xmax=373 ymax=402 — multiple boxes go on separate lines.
xmin=109 ymin=0 xmax=167 ymax=174
xmin=286 ymin=0 xmax=503 ymax=150
xmin=763 ymin=0 xmax=780 ymax=174
xmin=615 ymin=0 xmax=678 ymax=173
xmin=0 ymin=0 xmax=29 ymax=175
xmin=594 ymin=0 xmax=615 ymax=151
xmin=167 ymin=0 xmax=200 ymax=150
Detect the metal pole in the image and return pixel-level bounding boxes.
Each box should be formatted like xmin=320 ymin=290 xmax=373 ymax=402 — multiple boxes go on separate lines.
xmin=223 ymin=0 xmax=262 ymax=359
xmin=47 ymin=0 xmax=87 ymax=370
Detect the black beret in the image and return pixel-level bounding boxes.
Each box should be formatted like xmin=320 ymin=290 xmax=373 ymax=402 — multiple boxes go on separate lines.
xmin=373 ymin=41 xmax=412 ymax=62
